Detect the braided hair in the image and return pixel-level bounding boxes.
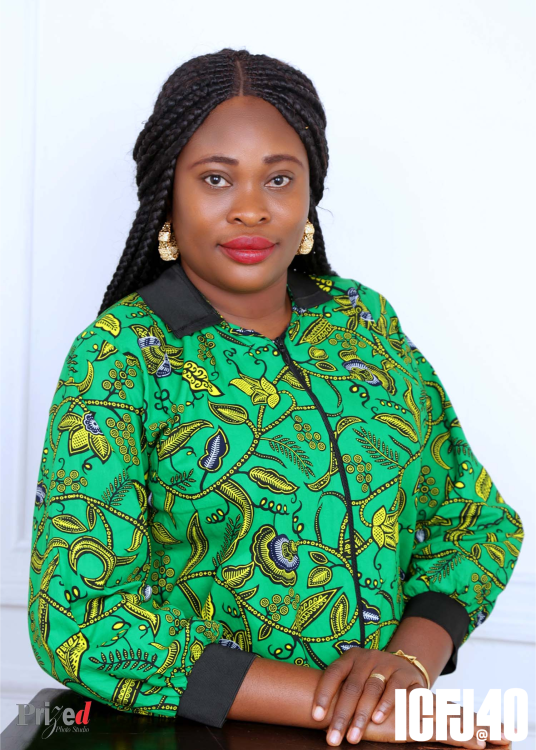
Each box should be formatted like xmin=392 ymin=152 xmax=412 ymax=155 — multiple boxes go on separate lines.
xmin=99 ymin=48 xmax=338 ymax=314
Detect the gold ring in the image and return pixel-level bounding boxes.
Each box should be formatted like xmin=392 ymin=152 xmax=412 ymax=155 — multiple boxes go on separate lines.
xmin=369 ymin=672 xmax=386 ymax=684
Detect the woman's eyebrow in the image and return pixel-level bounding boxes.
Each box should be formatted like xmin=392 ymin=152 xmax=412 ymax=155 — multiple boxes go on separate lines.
xmin=189 ymin=153 xmax=304 ymax=169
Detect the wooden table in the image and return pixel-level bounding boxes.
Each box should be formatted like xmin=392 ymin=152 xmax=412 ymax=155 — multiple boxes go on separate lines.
xmin=0 ymin=688 xmax=496 ymax=749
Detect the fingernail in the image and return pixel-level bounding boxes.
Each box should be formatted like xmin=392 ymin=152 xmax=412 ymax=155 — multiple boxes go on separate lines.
xmin=501 ymin=732 xmax=507 ymax=740
xmin=477 ymin=741 xmax=486 ymax=749
xmin=348 ymin=727 xmax=361 ymax=742
xmin=313 ymin=705 xmax=325 ymax=720
xmin=328 ymin=729 xmax=341 ymax=744
xmin=372 ymin=710 xmax=384 ymax=722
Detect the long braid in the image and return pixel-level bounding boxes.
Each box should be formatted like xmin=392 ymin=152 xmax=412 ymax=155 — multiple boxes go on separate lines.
xmin=99 ymin=48 xmax=337 ymax=314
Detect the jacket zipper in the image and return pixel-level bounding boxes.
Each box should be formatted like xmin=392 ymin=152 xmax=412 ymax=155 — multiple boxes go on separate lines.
xmin=273 ymin=334 xmax=366 ymax=648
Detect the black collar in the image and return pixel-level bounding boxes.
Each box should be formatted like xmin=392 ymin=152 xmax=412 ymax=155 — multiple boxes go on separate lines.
xmin=136 ymin=261 xmax=332 ymax=338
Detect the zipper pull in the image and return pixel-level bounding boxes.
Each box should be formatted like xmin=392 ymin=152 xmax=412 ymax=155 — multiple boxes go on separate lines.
xmin=274 ymin=336 xmax=290 ymax=363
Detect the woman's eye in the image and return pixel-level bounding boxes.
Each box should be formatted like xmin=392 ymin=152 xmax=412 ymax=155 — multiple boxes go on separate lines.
xmin=268 ymin=175 xmax=292 ymax=187
xmin=204 ymin=174 xmax=231 ymax=187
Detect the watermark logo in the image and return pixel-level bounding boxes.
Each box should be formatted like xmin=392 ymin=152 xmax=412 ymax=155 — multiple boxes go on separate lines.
xmin=395 ymin=688 xmax=528 ymax=743
xmin=17 ymin=700 xmax=92 ymax=739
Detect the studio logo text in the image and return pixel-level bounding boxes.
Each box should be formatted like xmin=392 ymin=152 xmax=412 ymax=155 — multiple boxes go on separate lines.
xmin=17 ymin=700 xmax=92 ymax=739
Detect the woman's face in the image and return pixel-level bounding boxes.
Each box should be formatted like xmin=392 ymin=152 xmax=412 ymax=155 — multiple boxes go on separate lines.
xmin=170 ymin=95 xmax=310 ymax=294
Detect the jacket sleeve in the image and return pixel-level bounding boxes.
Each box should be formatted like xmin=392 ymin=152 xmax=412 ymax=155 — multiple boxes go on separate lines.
xmin=381 ymin=297 xmax=524 ymax=673
xmin=27 ymin=328 xmax=258 ymax=725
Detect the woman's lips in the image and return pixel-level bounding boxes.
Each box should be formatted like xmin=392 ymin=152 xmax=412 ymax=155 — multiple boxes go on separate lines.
xmin=220 ymin=236 xmax=275 ymax=250
xmin=219 ymin=243 xmax=276 ymax=264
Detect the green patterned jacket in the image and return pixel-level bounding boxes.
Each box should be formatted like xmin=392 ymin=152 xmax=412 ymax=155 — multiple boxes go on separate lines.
xmin=28 ymin=263 xmax=523 ymax=726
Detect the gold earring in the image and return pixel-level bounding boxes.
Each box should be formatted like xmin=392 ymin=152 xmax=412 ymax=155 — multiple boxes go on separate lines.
xmin=158 ymin=221 xmax=179 ymax=261
xmin=297 ymin=220 xmax=315 ymax=255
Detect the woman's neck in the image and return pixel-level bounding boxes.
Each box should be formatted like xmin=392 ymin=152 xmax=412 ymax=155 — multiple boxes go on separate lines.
xmin=180 ymin=260 xmax=293 ymax=340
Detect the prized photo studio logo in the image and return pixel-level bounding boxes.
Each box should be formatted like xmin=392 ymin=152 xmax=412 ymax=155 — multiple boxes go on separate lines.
xmin=17 ymin=700 xmax=92 ymax=739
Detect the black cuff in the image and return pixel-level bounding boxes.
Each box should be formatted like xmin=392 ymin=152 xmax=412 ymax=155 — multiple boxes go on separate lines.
xmin=176 ymin=642 xmax=259 ymax=727
xmin=401 ymin=592 xmax=470 ymax=675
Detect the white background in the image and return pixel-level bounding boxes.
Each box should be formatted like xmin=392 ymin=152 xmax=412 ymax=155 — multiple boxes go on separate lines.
xmin=1 ymin=0 xmax=534 ymax=743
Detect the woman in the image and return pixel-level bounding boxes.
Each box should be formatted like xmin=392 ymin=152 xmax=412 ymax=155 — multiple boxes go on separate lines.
xmin=28 ymin=49 xmax=522 ymax=747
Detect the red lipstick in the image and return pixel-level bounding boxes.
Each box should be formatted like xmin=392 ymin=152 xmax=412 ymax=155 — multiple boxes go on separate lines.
xmin=219 ymin=235 xmax=276 ymax=264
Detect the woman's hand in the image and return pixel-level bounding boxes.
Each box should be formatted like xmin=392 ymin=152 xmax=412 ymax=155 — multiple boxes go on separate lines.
xmin=341 ymin=693 xmax=510 ymax=749
xmin=312 ymin=647 xmax=426 ymax=745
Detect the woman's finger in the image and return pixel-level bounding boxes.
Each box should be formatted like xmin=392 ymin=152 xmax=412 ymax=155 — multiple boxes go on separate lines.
xmin=371 ymin=676 xmax=423 ymax=724
xmin=343 ymin=671 xmax=388 ymax=744
xmin=346 ymin=667 xmax=423 ymax=743
xmin=311 ymin=655 xmax=356 ymax=723
xmin=324 ymin=671 xmax=368 ymax=745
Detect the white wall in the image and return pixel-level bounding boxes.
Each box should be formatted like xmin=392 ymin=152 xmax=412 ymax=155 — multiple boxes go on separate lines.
xmin=1 ymin=0 xmax=534 ymax=742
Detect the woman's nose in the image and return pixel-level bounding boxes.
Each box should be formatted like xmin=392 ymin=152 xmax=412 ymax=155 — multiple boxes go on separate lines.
xmin=226 ymin=183 xmax=271 ymax=225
